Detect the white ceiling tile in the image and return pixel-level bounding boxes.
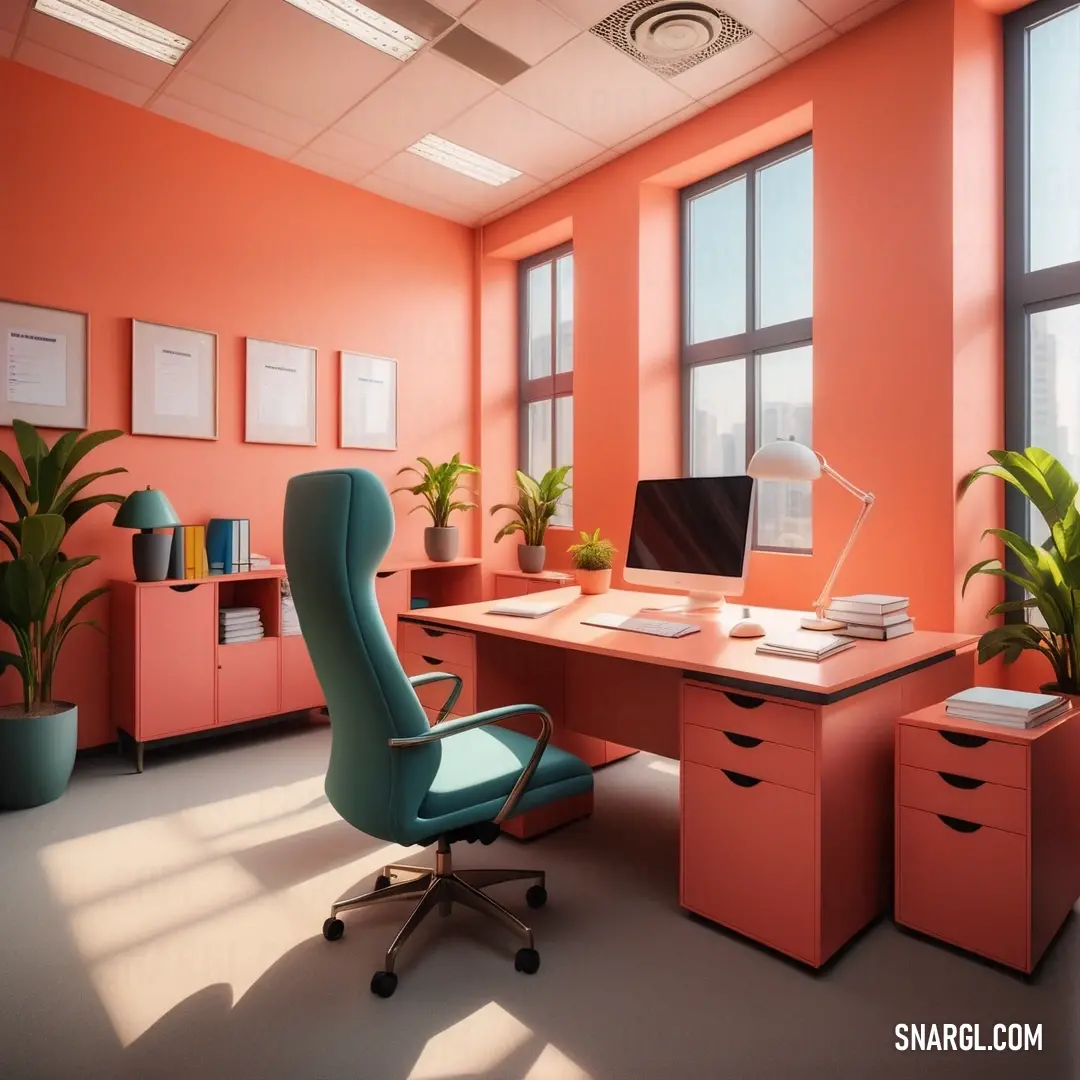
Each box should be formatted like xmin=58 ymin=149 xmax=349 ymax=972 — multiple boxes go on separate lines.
xmin=462 ymin=0 xmax=579 ymax=66
xmin=504 ymin=33 xmax=693 ymax=147
xmin=334 ymin=49 xmax=495 ymax=153
xmin=373 ymin=149 xmax=542 ymax=212
xmin=613 ymin=101 xmax=703 ymax=152
xmin=801 ymin=0 xmax=875 ymax=24
xmin=16 ymin=40 xmax=154 ymax=104
xmin=151 ymin=94 xmax=302 ymax=158
xmin=721 ymin=0 xmax=828 ymax=52
xmin=183 ymin=0 xmax=400 ymax=126
xmin=784 ymin=27 xmax=838 ymax=62
xmin=358 ymin=173 xmax=477 ymax=225
xmin=833 ymin=0 xmax=903 ymax=32
xmin=0 ymin=0 xmax=26 ymax=34
xmin=430 ymin=0 xmax=474 ymax=16
xmin=669 ymin=34 xmax=778 ymax=99
xmin=163 ymin=71 xmax=323 ymax=146
xmin=291 ymin=147 xmax=364 ymax=184
xmin=23 ymin=7 xmax=171 ymax=88
xmin=439 ymin=92 xmax=603 ymax=182
xmin=544 ymin=0 xmax=620 ymax=29
xmin=700 ymin=56 xmax=787 ymax=107
xmin=305 ymin=128 xmax=390 ymax=173
xmin=0 ymin=27 xmax=14 ymax=56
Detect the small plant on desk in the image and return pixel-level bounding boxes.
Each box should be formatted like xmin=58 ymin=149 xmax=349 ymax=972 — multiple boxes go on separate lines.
xmin=490 ymin=466 xmax=572 ymax=574
xmin=391 ymin=453 xmax=479 ymax=564
xmin=568 ymin=528 xmax=616 ymax=595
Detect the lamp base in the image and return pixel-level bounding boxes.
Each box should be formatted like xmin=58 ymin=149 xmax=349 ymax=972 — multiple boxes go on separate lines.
xmin=800 ymin=616 xmax=848 ymax=632
xmin=132 ymin=531 xmax=172 ymax=582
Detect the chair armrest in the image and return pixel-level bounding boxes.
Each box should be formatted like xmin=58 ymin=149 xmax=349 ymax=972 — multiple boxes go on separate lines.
xmin=389 ymin=704 xmax=553 ymax=824
xmin=408 ymin=671 xmax=461 ymax=723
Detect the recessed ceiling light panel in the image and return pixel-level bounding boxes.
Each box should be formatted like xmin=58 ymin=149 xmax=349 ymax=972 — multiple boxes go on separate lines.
xmin=34 ymin=0 xmax=192 ymax=64
xmin=283 ymin=0 xmax=425 ymax=60
xmin=406 ymin=134 xmax=521 ymax=187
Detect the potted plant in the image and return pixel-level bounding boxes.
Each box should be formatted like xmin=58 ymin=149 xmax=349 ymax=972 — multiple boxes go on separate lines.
xmin=961 ymin=447 xmax=1080 ymax=695
xmin=491 ymin=466 xmax=572 ymax=573
xmin=391 ymin=454 xmax=479 ymax=563
xmin=568 ymin=528 xmax=615 ymax=595
xmin=0 ymin=420 xmax=126 ymax=810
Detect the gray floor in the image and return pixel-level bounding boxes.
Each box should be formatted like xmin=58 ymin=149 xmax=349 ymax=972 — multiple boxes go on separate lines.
xmin=1 ymin=719 xmax=1077 ymax=1080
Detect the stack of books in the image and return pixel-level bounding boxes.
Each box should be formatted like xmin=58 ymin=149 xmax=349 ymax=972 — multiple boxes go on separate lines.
xmin=945 ymin=687 xmax=1071 ymax=729
xmin=251 ymin=553 xmax=271 ymax=570
xmin=756 ymin=630 xmax=856 ymax=662
xmin=168 ymin=524 xmax=208 ymax=580
xmin=280 ymin=578 xmax=301 ymax=637
xmin=220 ymin=606 xmax=264 ymax=645
xmin=824 ymin=594 xmax=914 ymax=640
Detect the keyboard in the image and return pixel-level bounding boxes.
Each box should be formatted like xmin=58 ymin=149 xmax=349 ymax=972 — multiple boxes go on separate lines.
xmin=581 ymin=613 xmax=699 ymax=638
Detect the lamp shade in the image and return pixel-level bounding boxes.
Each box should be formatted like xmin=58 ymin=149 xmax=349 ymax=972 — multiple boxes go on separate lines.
xmin=112 ymin=487 xmax=180 ymax=530
xmin=747 ymin=439 xmax=822 ymax=482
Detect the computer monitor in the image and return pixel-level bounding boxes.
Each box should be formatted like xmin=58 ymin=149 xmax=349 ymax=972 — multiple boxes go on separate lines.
xmin=624 ymin=476 xmax=756 ymax=612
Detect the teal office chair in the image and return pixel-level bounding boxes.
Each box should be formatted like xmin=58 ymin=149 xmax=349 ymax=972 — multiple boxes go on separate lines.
xmin=283 ymin=468 xmax=593 ymax=998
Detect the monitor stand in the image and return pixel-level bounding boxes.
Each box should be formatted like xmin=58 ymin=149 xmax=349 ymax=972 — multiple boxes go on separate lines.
xmin=641 ymin=591 xmax=726 ymax=615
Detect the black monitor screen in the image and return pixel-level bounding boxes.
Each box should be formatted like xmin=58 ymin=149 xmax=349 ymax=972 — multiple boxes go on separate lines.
xmin=626 ymin=477 xmax=755 ymax=577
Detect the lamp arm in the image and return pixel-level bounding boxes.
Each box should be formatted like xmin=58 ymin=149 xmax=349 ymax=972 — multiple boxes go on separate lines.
xmin=812 ymin=461 xmax=875 ymax=619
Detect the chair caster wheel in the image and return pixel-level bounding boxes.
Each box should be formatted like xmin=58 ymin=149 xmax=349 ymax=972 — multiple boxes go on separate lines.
xmin=514 ymin=948 xmax=540 ymax=974
xmin=526 ymin=885 xmax=547 ymax=909
xmin=374 ymin=874 xmax=392 ymax=890
xmin=322 ymin=918 xmax=344 ymax=941
xmin=371 ymin=971 xmax=398 ymax=998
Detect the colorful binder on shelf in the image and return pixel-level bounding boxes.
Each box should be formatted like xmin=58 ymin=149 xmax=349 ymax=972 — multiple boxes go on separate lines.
xmin=168 ymin=527 xmax=185 ymax=580
xmin=206 ymin=518 xmax=251 ymax=574
xmin=181 ymin=524 xmax=208 ymax=579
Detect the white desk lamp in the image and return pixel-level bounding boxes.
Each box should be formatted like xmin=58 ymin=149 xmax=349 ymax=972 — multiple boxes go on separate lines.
xmin=747 ymin=439 xmax=875 ymax=632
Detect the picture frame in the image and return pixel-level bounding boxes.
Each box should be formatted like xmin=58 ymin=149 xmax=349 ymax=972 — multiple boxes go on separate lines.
xmin=0 ymin=299 xmax=89 ymax=430
xmin=340 ymin=351 xmax=397 ymax=451
xmin=131 ymin=319 xmax=218 ymax=440
xmin=245 ymin=337 xmax=317 ymax=446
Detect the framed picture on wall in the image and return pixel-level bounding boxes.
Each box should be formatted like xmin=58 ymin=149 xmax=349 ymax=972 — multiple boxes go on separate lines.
xmin=340 ymin=352 xmax=397 ymax=450
xmin=245 ymin=337 xmax=317 ymax=446
xmin=0 ymin=299 xmax=89 ymax=430
xmin=131 ymin=320 xmax=218 ymax=440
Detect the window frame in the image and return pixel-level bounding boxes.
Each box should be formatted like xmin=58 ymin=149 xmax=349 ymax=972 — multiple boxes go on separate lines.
xmin=1003 ymin=0 xmax=1080 ymax=604
xmin=518 ymin=241 xmax=573 ymax=525
xmin=679 ymin=133 xmax=814 ymax=553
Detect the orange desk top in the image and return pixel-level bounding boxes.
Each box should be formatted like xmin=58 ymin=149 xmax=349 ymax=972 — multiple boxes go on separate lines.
xmin=401 ymin=587 xmax=977 ymax=705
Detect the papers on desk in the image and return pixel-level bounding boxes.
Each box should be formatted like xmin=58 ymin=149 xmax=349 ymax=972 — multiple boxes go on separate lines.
xmin=486 ymin=600 xmax=563 ymax=618
xmin=944 ymin=687 xmax=1070 ymax=729
xmin=756 ymin=631 xmax=856 ymax=661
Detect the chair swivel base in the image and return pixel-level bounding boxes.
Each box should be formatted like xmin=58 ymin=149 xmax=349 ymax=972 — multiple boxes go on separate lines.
xmin=322 ymin=836 xmax=547 ymax=998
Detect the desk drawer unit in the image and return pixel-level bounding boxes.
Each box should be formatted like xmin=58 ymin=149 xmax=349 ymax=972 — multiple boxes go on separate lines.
xmin=400 ymin=651 xmax=476 ymax=718
xmin=683 ymin=683 xmax=814 ymax=751
xmin=399 ymin=621 xmax=476 ymax=669
xmin=895 ymin=705 xmax=1080 ymax=973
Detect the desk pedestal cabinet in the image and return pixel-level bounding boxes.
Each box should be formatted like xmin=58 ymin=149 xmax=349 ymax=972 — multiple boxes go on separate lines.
xmin=895 ymin=702 xmax=1080 ymax=973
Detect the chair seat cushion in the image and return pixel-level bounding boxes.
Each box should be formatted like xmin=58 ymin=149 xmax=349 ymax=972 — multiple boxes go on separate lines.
xmin=420 ymin=725 xmax=593 ymax=820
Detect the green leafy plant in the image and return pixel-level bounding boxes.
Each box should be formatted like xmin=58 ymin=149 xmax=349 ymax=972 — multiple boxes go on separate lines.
xmin=961 ymin=447 xmax=1080 ymax=693
xmin=0 ymin=419 xmax=126 ymax=558
xmin=568 ymin=528 xmax=615 ymax=571
xmin=491 ymin=466 xmax=572 ymax=547
xmin=391 ymin=454 xmax=479 ymax=528
xmin=0 ymin=513 xmax=104 ymax=711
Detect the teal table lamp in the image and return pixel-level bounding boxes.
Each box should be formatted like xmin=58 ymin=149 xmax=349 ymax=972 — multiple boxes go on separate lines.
xmin=113 ymin=487 xmax=181 ymax=582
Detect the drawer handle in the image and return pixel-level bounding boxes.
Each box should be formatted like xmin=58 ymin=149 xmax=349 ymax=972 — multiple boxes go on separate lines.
xmin=376 ymin=571 xmax=397 ymax=579
xmin=939 ymin=730 xmax=989 ymax=748
xmin=723 ymin=692 xmax=765 ymax=710
xmin=421 ymin=655 xmax=444 ymax=666
xmin=421 ymin=627 xmax=445 ymax=638
xmin=938 ymin=814 xmax=982 ymax=833
xmin=722 ymin=730 xmax=763 ymax=748
xmin=721 ymin=769 xmax=762 ymax=788
xmin=169 ymin=583 xmax=200 ymax=593
xmin=938 ymin=771 xmax=985 ymax=790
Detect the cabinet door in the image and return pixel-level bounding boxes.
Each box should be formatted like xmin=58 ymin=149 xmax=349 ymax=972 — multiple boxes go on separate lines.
xmin=527 ymin=580 xmax=564 ymax=594
xmin=375 ymin=570 xmax=410 ymax=649
xmin=495 ymin=576 xmax=525 ymax=599
xmin=218 ymin=639 xmax=281 ymax=725
xmin=281 ymin=635 xmax=324 ymax=712
xmin=682 ymin=762 xmax=816 ymax=962
xmin=137 ymin=584 xmax=216 ymax=740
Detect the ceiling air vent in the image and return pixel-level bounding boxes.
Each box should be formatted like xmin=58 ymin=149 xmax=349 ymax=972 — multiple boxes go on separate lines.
xmin=590 ymin=1 xmax=751 ymax=78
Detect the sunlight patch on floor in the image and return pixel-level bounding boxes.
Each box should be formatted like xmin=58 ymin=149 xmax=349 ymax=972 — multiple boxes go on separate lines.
xmin=648 ymin=759 xmax=680 ymax=777
xmin=524 ymin=1042 xmax=593 ymax=1079
xmin=408 ymin=1001 xmax=534 ymax=1080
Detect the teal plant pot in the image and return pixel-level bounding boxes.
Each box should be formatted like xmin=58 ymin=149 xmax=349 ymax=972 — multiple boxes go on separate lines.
xmin=0 ymin=702 xmax=78 ymax=810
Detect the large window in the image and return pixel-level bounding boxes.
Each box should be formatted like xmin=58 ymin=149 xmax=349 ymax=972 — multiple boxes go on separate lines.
xmin=1005 ymin=0 xmax=1080 ymax=546
xmin=681 ymin=136 xmax=813 ymax=552
xmin=519 ymin=243 xmax=573 ymax=526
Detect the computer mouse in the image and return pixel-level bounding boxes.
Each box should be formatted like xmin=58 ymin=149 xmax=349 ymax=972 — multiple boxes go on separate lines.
xmin=730 ymin=619 xmax=766 ymax=638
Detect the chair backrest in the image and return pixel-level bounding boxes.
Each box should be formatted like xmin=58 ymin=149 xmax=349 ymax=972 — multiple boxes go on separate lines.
xmin=283 ymin=468 xmax=438 ymax=842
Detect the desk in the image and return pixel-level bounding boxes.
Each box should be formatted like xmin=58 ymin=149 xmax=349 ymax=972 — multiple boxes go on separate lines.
xmin=398 ymin=587 xmax=977 ymax=968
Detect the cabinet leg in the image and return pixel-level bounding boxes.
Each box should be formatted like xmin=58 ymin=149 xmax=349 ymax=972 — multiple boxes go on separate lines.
xmin=135 ymin=742 xmax=144 ymax=774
